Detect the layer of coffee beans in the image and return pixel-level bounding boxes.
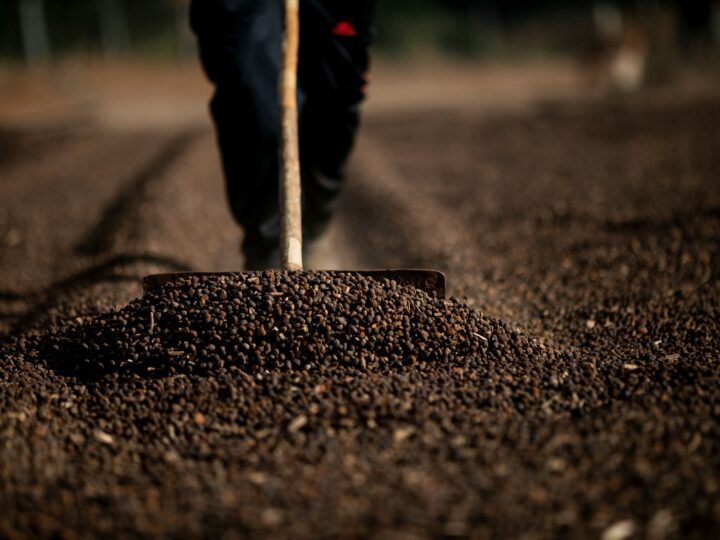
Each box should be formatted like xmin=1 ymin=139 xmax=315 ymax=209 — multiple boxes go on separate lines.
xmin=2 ymin=93 xmax=719 ymax=539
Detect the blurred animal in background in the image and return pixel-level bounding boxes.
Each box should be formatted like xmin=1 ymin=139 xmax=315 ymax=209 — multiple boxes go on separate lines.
xmin=580 ymin=0 xmax=718 ymax=94
xmin=579 ymin=2 xmax=649 ymax=93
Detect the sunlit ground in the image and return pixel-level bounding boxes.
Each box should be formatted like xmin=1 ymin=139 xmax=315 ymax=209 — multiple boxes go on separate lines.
xmin=1 ymin=52 xmax=715 ymax=134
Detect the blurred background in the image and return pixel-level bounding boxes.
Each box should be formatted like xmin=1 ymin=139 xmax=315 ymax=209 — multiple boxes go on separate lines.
xmin=0 ymin=0 xmax=719 ymax=129
xmin=1 ymin=1 xmax=719 ymax=63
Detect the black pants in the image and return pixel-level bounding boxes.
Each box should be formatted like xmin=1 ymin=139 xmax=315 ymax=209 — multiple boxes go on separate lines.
xmin=190 ymin=0 xmax=374 ymax=258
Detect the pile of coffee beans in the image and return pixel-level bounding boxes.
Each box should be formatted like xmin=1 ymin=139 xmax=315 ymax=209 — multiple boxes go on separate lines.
xmin=31 ymin=272 xmax=554 ymax=381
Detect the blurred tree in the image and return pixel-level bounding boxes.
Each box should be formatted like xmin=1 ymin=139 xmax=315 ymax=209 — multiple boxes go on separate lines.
xmin=674 ymin=0 xmax=715 ymax=48
xmin=172 ymin=0 xmax=195 ymax=59
xmin=18 ymin=0 xmax=50 ymax=64
xmin=124 ymin=0 xmax=181 ymax=57
xmin=96 ymin=0 xmax=131 ymax=56
xmin=45 ymin=0 xmax=103 ymax=56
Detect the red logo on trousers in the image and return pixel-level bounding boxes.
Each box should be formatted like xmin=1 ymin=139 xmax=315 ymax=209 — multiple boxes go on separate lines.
xmin=332 ymin=21 xmax=358 ymax=37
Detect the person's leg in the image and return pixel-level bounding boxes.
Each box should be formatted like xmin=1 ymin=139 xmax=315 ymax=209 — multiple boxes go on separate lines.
xmin=298 ymin=0 xmax=375 ymax=241
xmin=190 ymin=0 xmax=283 ymax=267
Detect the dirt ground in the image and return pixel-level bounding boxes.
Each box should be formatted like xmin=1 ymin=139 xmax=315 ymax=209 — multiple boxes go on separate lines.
xmin=0 ymin=61 xmax=719 ymax=539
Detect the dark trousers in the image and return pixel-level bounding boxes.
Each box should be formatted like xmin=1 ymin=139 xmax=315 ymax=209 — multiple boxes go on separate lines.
xmin=190 ymin=0 xmax=374 ymax=257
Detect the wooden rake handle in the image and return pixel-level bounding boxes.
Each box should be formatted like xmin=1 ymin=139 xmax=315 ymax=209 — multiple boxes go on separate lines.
xmin=280 ymin=0 xmax=303 ymax=270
